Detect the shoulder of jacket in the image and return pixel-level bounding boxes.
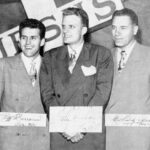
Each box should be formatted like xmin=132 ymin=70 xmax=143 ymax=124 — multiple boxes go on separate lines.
xmin=89 ymin=43 xmax=110 ymax=53
xmin=44 ymin=45 xmax=65 ymax=56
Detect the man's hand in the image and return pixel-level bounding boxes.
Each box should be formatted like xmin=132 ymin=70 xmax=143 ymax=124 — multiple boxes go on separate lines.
xmin=70 ymin=132 xmax=84 ymax=143
xmin=61 ymin=132 xmax=72 ymax=140
xmin=61 ymin=132 xmax=85 ymax=142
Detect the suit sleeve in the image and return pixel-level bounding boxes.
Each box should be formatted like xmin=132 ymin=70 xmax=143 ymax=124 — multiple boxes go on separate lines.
xmin=89 ymin=47 xmax=114 ymax=108
xmin=39 ymin=52 xmax=58 ymax=115
xmin=0 ymin=59 xmax=5 ymax=109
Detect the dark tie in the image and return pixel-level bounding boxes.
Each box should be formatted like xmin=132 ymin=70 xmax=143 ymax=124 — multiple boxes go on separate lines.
xmin=69 ymin=53 xmax=76 ymax=63
xmin=118 ymin=50 xmax=126 ymax=71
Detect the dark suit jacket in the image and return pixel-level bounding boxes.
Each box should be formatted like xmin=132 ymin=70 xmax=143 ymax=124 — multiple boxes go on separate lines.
xmin=40 ymin=42 xmax=114 ymax=150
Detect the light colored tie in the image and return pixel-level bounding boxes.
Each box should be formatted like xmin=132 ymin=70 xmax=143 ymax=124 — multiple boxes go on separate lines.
xmin=68 ymin=51 xmax=76 ymax=74
xmin=118 ymin=50 xmax=126 ymax=71
xmin=29 ymin=62 xmax=37 ymax=86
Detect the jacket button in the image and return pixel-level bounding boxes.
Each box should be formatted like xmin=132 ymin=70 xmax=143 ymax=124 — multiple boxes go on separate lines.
xmin=83 ymin=93 xmax=88 ymax=97
xmin=57 ymin=94 xmax=60 ymax=98
xmin=52 ymin=93 xmax=56 ymax=96
xmin=16 ymin=133 xmax=20 ymax=136
xmin=16 ymin=98 xmax=19 ymax=101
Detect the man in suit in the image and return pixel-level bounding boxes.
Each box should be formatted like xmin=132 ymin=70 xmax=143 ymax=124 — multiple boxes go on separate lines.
xmin=0 ymin=18 xmax=50 ymax=150
xmin=105 ymin=8 xmax=150 ymax=150
xmin=40 ymin=7 xmax=113 ymax=150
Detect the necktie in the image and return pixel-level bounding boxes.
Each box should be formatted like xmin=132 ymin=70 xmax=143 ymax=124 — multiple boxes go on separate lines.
xmin=69 ymin=53 xmax=76 ymax=62
xmin=118 ymin=50 xmax=126 ymax=71
xmin=29 ymin=62 xmax=37 ymax=86
xmin=68 ymin=52 xmax=76 ymax=74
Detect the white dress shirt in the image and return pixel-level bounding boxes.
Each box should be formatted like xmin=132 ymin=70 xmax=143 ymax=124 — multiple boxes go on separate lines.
xmin=117 ymin=40 xmax=136 ymax=68
xmin=21 ymin=53 xmax=42 ymax=86
xmin=68 ymin=42 xmax=84 ymax=73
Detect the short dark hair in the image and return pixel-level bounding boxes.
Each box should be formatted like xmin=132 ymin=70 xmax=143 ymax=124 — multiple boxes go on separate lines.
xmin=63 ymin=7 xmax=89 ymax=28
xmin=112 ymin=8 xmax=138 ymax=26
xmin=19 ymin=18 xmax=46 ymax=39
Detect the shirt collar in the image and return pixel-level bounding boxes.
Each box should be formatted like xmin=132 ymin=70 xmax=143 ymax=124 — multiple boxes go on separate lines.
xmin=21 ymin=53 xmax=41 ymax=64
xmin=118 ymin=40 xmax=136 ymax=55
xmin=21 ymin=52 xmax=41 ymax=73
xmin=116 ymin=40 xmax=136 ymax=66
xmin=67 ymin=42 xmax=84 ymax=58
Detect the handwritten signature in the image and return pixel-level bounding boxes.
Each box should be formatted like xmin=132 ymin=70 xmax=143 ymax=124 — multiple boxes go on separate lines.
xmin=112 ymin=115 xmax=150 ymax=127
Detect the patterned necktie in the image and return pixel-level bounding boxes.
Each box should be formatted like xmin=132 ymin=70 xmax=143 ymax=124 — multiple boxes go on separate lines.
xmin=118 ymin=50 xmax=126 ymax=71
xmin=29 ymin=62 xmax=37 ymax=86
xmin=68 ymin=52 xmax=76 ymax=74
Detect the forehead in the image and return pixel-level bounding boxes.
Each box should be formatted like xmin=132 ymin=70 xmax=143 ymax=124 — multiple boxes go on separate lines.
xmin=112 ymin=15 xmax=132 ymax=26
xmin=21 ymin=27 xmax=40 ymax=36
xmin=62 ymin=15 xmax=82 ymax=25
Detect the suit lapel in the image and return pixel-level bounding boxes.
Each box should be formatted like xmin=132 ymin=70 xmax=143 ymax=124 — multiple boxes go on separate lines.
xmin=123 ymin=42 xmax=141 ymax=66
xmin=54 ymin=43 xmax=91 ymax=89
xmin=13 ymin=54 xmax=28 ymax=75
xmin=59 ymin=43 xmax=92 ymax=105
xmin=55 ymin=46 xmax=71 ymax=87
xmin=13 ymin=54 xmax=37 ymax=87
xmin=113 ymin=42 xmax=141 ymax=86
xmin=112 ymin=48 xmax=118 ymax=77
xmin=67 ymin=43 xmax=90 ymax=86
xmin=76 ymin=43 xmax=90 ymax=66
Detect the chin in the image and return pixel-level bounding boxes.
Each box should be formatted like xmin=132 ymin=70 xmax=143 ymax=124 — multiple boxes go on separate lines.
xmin=115 ymin=42 xmax=124 ymax=47
xmin=24 ymin=53 xmax=33 ymax=57
xmin=64 ymin=41 xmax=72 ymax=45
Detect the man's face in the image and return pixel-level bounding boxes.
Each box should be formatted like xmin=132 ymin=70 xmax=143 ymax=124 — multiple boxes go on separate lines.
xmin=19 ymin=27 xmax=44 ymax=58
xmin=112 ymin=15 xmax=138 ymax=48
xmin=62 ymin=15 xmax=87 ymax=45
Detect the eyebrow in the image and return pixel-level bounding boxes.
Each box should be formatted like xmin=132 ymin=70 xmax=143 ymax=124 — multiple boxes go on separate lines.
xmin=21 ymin=35 xmax=39 ymax=37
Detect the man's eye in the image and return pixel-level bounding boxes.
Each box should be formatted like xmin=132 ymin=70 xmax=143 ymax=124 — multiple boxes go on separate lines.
xmin=62 ymin=25 xmax=65 ymax=29
xmin=21 ymin=36 xmax=26 ymax=40
xmin=31 ymin=37 xmax=37 ymax=40
xmin=62 ymin=25 xmax=75 ymax=30
xmin=121 ymin=26 xmax=127 ymax=29
xmin=69 ymin=25 xmax=75 ymax=29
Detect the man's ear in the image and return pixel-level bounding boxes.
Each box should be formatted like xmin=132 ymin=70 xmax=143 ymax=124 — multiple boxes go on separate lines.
xmin=40 ymin=38 xmax=45 ymax=47
xmin=82 ymin=27 xmax=88 ymax=36
xmin=134 ymin=25 xmax=138 ymax=35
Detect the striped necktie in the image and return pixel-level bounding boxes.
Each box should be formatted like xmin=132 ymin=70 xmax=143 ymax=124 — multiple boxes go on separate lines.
xmin=29 ymin=62 xmax=37 ymax=86
xmin=68 ymin=51 xmax=76 ymax=74
xmin=118 ymin=50 xmax=126 ymax=71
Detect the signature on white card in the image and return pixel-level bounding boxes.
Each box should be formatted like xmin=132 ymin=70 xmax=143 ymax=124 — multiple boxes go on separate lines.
xmin=105 ymin=114 xmax=150 ymax=127
xmin=0 ymin=112 xmax=46 ymax=127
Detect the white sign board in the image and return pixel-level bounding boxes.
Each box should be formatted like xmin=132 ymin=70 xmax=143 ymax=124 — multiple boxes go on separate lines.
xmin=49 ymin=106 xmax=103 ymax=134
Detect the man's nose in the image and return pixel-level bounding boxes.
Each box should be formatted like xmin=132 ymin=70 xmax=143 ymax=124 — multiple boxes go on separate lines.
xmin=26 ymin=38 xmax=31 ymax=44
xmin=115 ymin=28 xmax=121 ymax=36
xmin=63 ymin=27 xmax=69 ymax=33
